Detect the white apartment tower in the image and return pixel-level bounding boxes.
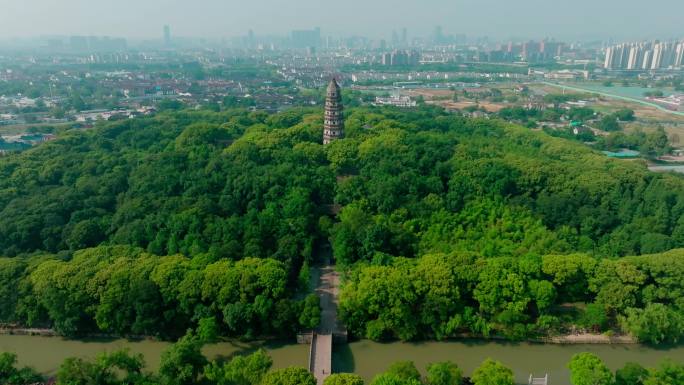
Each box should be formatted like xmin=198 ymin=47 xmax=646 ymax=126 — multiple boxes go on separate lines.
xmin=604 ymin=40 xmax=684 ymax=70
xmin=675 ymin=42 xmax=684 ymax=67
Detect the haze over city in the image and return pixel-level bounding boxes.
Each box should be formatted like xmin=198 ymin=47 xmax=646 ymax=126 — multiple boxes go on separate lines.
xmin=1 ymin=0 xmax=683 ymax=40
xmin=3 ymin=1 xmax=684 ymax=385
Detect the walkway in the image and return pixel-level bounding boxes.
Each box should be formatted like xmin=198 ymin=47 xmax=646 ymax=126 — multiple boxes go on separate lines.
xmin=309 ymin=252 xmax=342 ymax=385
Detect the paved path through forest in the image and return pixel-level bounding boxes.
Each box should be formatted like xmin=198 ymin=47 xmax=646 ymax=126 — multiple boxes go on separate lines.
xmin=310 ymin=259 xmax=341 ymax=385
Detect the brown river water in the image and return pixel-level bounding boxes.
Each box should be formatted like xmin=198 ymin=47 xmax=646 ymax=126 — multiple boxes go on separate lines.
xmin=2 ymin=335 xmax=684 ymax=385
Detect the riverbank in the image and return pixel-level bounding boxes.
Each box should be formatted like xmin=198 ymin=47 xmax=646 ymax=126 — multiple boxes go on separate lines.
xmin=430 ymin=332 xmax=637 ymax=345
xmin=0 ymin=326 xmax=57 ymax=336
xmin=0 ymin=326 xmax=636 ymax=345
xmin=544 ymin=333 xmax=635 ymax=344
xmin=0 ymin=325 xmax=153 ymax=340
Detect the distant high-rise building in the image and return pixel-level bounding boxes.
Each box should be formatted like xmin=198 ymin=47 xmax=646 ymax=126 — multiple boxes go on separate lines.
xmin=604 ymin=43 xmax=629 ymax=69
xmin=391 ymin=50 xmax=408 ymax=66
xmin=382 ymin=52 xmax=392 ymax=66
xmin=380 ymin=49 xmax=420 ymax=66
xmin=453 ymin=33 xmax=467 ymax=45
xmin=47 ymin=39 xmax=64 ymax=50
xmin=651 ymin=42 xmax=664 ymax=69
xmin=247 ymin=29 xmax=255 ymax=48
xmin=391 ymin=30 xmax=400 ymax=47
xmin=323 ymin=78 xmax=344 ymax=145
xmin=433 ymin=26 xmax=444 ymax=45
xmin=401 ymin=28 xmax=408 ymax=46
xmin=675 ymin=43 xmax=684 ymax=67
xmin=69 ymin=35 xmax=126 ymax=52
xmin=660 ymin=42 xmax=677 ymax=68
xmin=539 ymin=40 xmax=560 ymax=61
xmin=379 ymin=39 xmax=387 ymax=51
xmin=70 ymin=36 xmax=88 ymax=51
xmin=642 ymin=50 xmax=652 ymax=70
xmin=163 ymin=25 xmax=171 ymax=46
xmin=522 ymin=40 xmax=541 ymax=62
xmin=408 ymin=50 xmax=421 ymax=66
xmin=626 ymin=44 xmax=647 ymax=70
xmin=292 ymin=28 xmax=321 ymax=48
xmin=604 ymin=46 xmax=615 ymax=69
xmin=506 ymin=41 xmax=521 ymax=57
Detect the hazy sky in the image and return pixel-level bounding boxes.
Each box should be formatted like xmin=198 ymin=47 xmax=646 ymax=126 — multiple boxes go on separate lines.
xmin=0 ymin=0 xmax=682 ymax=41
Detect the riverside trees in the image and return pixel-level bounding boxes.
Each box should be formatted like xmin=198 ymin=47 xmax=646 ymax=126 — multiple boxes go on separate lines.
xmin=339 ymin=251 xmax=684 ymax=342
xmin=3 ymin=341 xmax=684 ymax=385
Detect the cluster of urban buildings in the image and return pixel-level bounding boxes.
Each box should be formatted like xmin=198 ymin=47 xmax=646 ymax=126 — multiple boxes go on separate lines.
xmin=481 ymin=40 xmax=564 ymax=63
xmin=604 ymin=40 xmax=684 ymax=70
xmin=381 ymin=50 xmax=421 ymax=66
xmin=46 ymin=35 xmax=128 ymax=52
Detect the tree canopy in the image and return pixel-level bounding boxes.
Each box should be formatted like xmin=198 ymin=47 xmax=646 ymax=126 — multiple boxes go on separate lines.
xmin=2 ymin=106 xmax=684 ymax=342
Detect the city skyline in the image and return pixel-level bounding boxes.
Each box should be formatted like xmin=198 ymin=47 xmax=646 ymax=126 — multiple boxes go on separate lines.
xmin=1 ymin=0 xmax=683 ymax=41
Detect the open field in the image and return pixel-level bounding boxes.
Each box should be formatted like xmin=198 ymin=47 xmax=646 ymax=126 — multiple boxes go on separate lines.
xmin=428 ymin=99 xmax=508 ymax=112
xmin=403 ymin=88 xmax=455 ymax=99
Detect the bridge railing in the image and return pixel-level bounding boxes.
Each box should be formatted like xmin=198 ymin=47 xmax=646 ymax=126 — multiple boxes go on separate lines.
xmin=308 ymin=332 xmax=317 ymax=372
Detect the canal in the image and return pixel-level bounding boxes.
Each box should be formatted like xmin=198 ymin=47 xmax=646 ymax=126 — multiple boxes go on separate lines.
xmin=2 ymin=335 xmax=684 ymax=385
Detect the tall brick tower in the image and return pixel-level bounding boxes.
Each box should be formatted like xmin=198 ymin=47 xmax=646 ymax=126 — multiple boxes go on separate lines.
xmin=323 ymin=78 xmax=344 ymax=144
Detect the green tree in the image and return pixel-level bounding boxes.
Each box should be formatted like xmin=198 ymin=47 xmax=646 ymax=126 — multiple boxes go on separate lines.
xmin=158 ymin=99 xmax=184 ymax=111
xmin=426 ymin=361 xmax=462 ymax=385
xmin=197 ymin=317 xmax=219 ymax=343
xmin=386 ymin=361 xmax=421 ymax=382
xmin=324 ymin=373 xmax=365 ymax=385
xmin=56 ymin=357 xmax=99 ymax=385
xmin=614 ymin=109 xmax=635 ymax=121
xmin=640 ymin=128 xmax=670 ymax=158
xmin=370 ymin=374 xmax=421 ymax=385
xmin=471 ymin=359 xmax=514 ymax=385
xmin=597 ymin=115 xmax=620 ymax=132
xmin=260 ymin=367 xmax=316 ymax=385
xmin=644 ymin=360 xmax=684 ymax=385
xmin=579 ymin=303 xmax=608 ymax=332
xmin=567 ymin=353 xmax=612 ymax=385
xmin=159 ymin=333 xmax=207 ymax=385
xmin=299 ymin=294 xmax=321 ymax=330
xmin=0 ymin=352 xmax=43 ymax=385
xmin=56 ymin=349 xmax=150 ymax=385
xmin=621 ymin=303 xmax=684 ymax=344
xmin=615 ymin=362 xmax=648 ymax=385
xmin=204 ymin=349 xmax=272 ymax=385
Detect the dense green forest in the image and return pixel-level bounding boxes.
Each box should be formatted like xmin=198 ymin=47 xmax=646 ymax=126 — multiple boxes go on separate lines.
xmin=2 ymin=105 xmax=684 ymax=341
xmin=2 ymin=340 xmax=682 ymax=385
xmin=340 ymin=250 xmax=684 ymax=342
